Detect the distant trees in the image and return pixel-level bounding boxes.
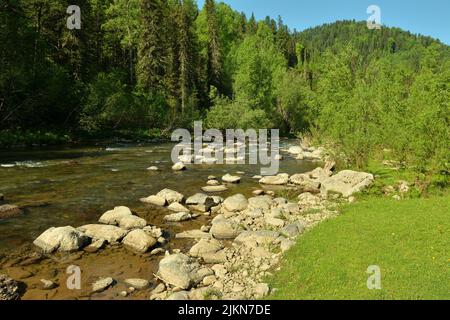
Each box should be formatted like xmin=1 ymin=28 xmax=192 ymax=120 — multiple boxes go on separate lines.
xmin=0 ymin=2 xmax=448 ymax=173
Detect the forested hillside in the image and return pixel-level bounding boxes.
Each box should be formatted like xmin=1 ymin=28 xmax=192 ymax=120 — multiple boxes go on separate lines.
xmin=1 ymin=0 xmax=449 ymax=173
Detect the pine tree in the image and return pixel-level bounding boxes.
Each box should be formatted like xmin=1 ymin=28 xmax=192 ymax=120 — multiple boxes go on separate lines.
xmin=137 ymin=0 xmax=168 ymax=94
xmin=204 ymin=0 xmax=223 ymax=93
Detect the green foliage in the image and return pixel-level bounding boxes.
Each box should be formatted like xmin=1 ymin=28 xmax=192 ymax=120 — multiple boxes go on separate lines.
xmin=205 ymin=96 xmax=272 ymax=130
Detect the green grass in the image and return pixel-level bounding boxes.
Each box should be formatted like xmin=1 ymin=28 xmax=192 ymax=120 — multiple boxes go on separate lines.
xmin=269 ymin=195 xmax=450 ymax=300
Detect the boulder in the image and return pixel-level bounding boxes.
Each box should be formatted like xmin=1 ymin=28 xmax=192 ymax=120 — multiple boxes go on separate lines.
xmin=124 ymin=278 xmax=149 ymax=290
xmin=157 ymin=253 xmax=201 ymax=289
xmin=143 ymin=226 xmax=163 ymax=238
xmin=164 ymin=212 xmax=191 ymax=222
xmin=0 ymin=274 xmax=21 ymax=300
xmin=321 ymin=170 xmax=374 ymax=197
xmin=234 ymin=230 xmax=280 ymax=247
xmin=186 ymin=193 xmax=217 ymax=213
xmin=222 ymin=174 xmax=241 ymax=183
xmin=140 ymin=195 xmax=166 ymax=206
xmin=99 ymin=206 xmax=132 ymax=225
xmin=259 ymin=174 xmax=289 ymax=185
xmin=147 ymin=166 xmax=159 ymax=171
xmin=201 ymin=185 xmax=228 ymax=193
xmin=156 ymin=189 xmax=184 ymax=204
xmin=77 ymin=224 xmax=128 ymax=243
xmin=281 ymin=222 xmax=305 ymax=238
xmin=265 ymin=217 xmax=285 ymax=228
xmin=248 ymin=196 xmax=273 ymax=211
xmin=189 ymin=239 xmax=223 ymax=258
xmin=210 ymin=217 xmax=241 ymax=239
xmin=290 ymin=173 xmax=321 ymax=189
xmin=92 ymin=277 xmax=115 ymax=293
xmin=288 ymin=146 xmax=303 ymax=155
xmin=223 ymin=194 xmax=248 ymax=212
xmin=172 ymin=162 xmax=186 ymax=171
xmin=0 ymin=204 xmax=23 ymax=219
xmin=168 ymin=202 xmax=190 ymax=213
xmin=33 ymin=226 xmax=90 ymax=253
xmin=122 ymin=229 xmax=157 ymax=253
xmin=119 ymin=215 xmax=147 ymax=229
xmin=84 ymin=239 xmax=106 ymax=253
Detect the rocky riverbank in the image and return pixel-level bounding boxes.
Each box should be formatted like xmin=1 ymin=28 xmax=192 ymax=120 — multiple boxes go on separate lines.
xmin=0 ymin=145 xmax=375 ymax=300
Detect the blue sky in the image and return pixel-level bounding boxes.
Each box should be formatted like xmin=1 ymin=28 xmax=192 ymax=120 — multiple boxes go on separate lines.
xmin=197 ymin=0 xmax=450 ymax=45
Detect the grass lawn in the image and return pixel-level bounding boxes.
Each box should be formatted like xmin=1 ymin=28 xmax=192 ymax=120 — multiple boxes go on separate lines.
xmin=269 ymin=194 xmax=450 ymax=300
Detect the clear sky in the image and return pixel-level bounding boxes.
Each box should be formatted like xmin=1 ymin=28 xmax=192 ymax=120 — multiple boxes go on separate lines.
xmin=197 ymin=0 xmax=450 ymax=45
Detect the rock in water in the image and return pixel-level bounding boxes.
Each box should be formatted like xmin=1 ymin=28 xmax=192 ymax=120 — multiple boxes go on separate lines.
xmin=92 ymin=277 xmax=115 ymax=293
xmin=158 ymin=253 xmax=203 ymax=289
xmin=118 ymin=215 xmax=147 ymax=229
xmin=0 ymin=204 xmax=23 ymax=219
xmin=156 ymin=189 xmax=184 ymax=204
xmin=222 ymin=174 xmax=241 ymax=183
xmin=122 ymin=229 xmax=156 ymax=253
xmin=168 ymin=202 xmax=190 ymax=213
xmin=77 ymin=224 xmax=128 ymax=243
xmin=172 ymin=162 xmax=186 ymax=171
xmin=223 ymin=194 xmax=248 ymax=212
xmin=147 ymin=166 xmax=159 ymax=171
xmin=259 ymin=174 xmax=289 ymax=185
xmin=320 ymin=170 xmax=374 ymax=197
xmin=0 ymin=274 xmax=21 ymax=300
xmin=140 ymin=195 xmax=166 ymax=206
xmin=33 ymin=226 xmax=90 ymax=253
xmin=124 ymin=278 xmax=149 ymax=290
xmin=201 ymin=185 xmax=228 ymax=193
xmin=40 ymin=279 xmax=57 ymax=290
xmin=164 ymin=212 xmax=191 ymax=222
xmin=98 ymin=206 xmax=132 ymax=225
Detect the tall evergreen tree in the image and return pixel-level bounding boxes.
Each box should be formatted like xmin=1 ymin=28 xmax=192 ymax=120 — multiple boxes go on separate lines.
xmin=204 ymin=0 xmax=223 ymax=93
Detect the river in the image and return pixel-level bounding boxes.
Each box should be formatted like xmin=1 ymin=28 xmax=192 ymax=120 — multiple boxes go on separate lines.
xmin=0 ymin=140 xmax=319 ymax=255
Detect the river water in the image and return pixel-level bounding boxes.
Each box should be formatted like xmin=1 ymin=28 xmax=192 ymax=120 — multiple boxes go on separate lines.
xmin=0 ymin=140 xmax=319 ymax=255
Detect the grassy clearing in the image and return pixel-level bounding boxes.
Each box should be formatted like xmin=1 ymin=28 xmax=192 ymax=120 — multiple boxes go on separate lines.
xmin=269 ymin=194 xmax=450 ymax=300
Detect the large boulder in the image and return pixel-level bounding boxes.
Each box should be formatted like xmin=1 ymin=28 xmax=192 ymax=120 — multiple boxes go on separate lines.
xmin=33 ymin=226 xmax=90 ymax=253
xmin=321 ymin=170 xmax=374 ymax=197
xmin=223 ymin=194 xmax=248 ymax=212
xmin=118 ymin=215 xmax=147 ymax=229
xmin=210 ymin=216 xmax=241 ymax=239
xmin=77 ymin=224 xmax=128 ymax=243
xmin=0 ymin=204 xmax=23 ymax=219
xmin=98 ymin=206 xmax=132 ymax=225
xmin=0 ymin=274 xmax=21 ymax=300
xmin=156 ymin=189 xmax=184 ymax=204
xmin=259 ymin=174 xmax=289 ymax=185
xmin=157 ymin=253 xmax=201 ymax=289
xmin=122 ymin=229 xmax=156 ymax=253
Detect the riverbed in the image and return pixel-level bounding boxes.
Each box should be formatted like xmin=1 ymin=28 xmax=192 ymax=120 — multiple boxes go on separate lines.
xmin=0 ymin=140 xmax=319 ymax=299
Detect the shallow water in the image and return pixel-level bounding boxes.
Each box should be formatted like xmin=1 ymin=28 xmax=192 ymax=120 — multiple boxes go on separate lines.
xmin=0 ymin=140 xmax=319 ymax=254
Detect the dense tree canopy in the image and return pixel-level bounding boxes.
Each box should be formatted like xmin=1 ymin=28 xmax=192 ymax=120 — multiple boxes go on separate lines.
xmin=0 ymin=1 xmax=449 ymax=173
